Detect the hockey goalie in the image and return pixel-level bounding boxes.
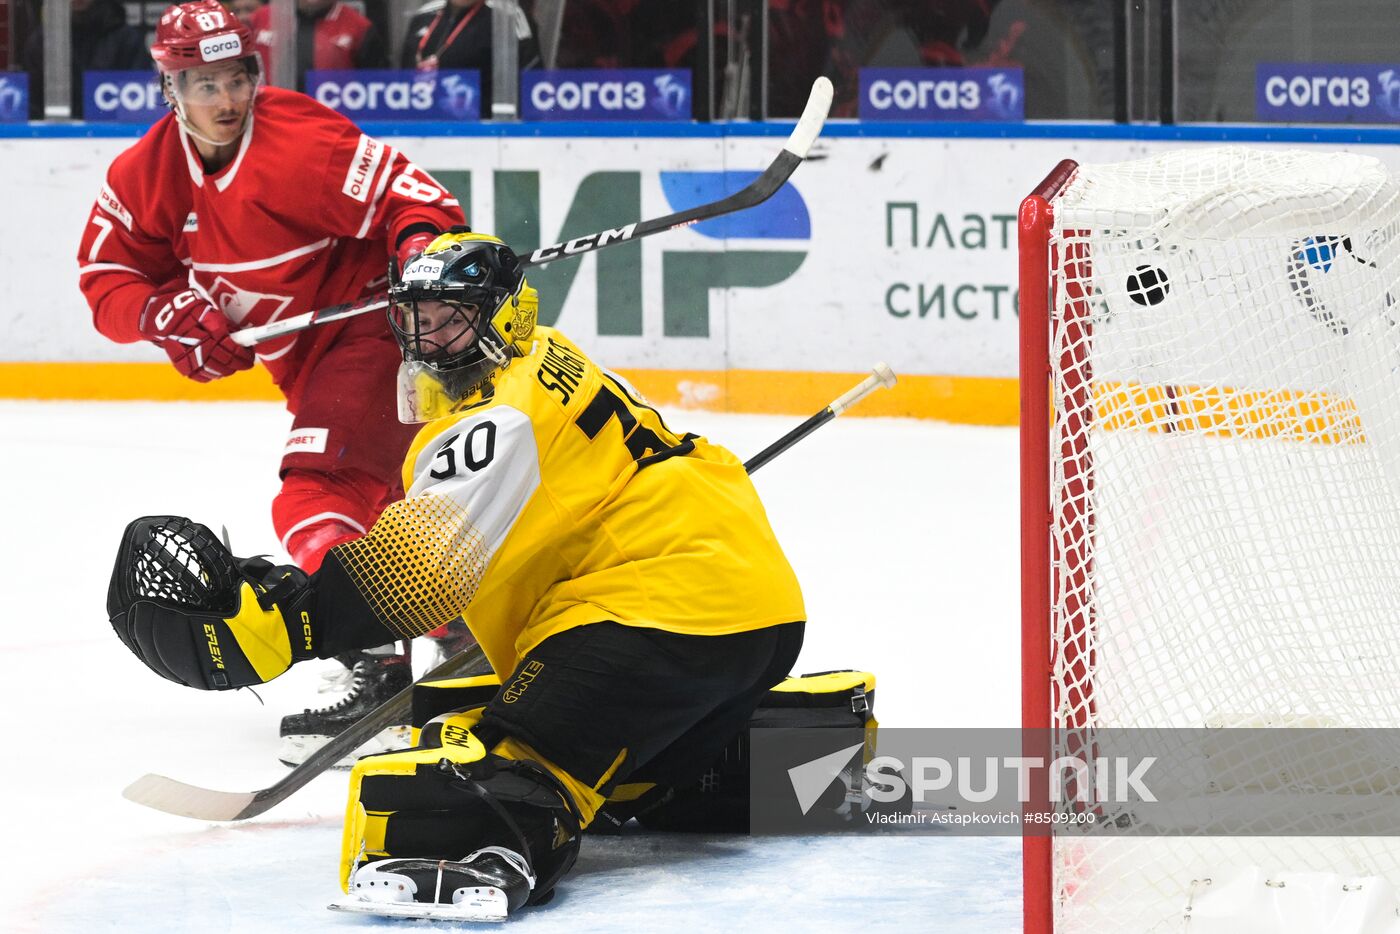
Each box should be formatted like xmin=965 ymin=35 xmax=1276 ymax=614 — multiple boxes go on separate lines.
xmin=105 ymin=232 xmax=871 ymax=920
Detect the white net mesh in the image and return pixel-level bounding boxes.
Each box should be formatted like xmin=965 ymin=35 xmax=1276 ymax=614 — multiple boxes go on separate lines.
xmin=1039 ymin=147 xmax=1400 ymax=932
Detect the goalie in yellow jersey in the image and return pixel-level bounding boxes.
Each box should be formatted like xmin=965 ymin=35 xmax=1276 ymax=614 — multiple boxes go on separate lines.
xmin=106 ymin=230 xmax=811 ymax=919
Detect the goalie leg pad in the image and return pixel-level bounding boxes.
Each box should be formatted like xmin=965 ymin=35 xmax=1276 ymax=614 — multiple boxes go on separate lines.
xmin=342 ymin=713 xmax=582 ymax=909
xmin=599 ymin=669 xmax=878 ymax=832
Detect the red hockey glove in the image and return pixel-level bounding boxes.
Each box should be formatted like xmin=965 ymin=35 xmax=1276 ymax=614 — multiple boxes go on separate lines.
xmin=139 ymin=287 xmax=256 ymax=383
xmin=396 ymin=230 xmax=438 ymax=267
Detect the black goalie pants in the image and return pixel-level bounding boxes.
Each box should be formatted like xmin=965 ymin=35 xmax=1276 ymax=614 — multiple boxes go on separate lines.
xmin=474 ymin=620 xmax=806 ymax=815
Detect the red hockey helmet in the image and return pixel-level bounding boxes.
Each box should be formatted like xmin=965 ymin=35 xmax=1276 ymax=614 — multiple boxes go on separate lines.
xmin=151 ymin=1 xmax=256 ymax=75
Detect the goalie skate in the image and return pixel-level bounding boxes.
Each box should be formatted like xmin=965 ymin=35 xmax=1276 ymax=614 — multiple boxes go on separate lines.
xmin=328 ymin=849 xmax=535 ymax=923
xmin=278 ymin=651 xmax=412 ymax=768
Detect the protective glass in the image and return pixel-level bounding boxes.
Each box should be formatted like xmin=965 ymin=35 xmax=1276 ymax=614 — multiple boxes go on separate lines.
xmin=395 ymin=356 xmax=500 ymax=424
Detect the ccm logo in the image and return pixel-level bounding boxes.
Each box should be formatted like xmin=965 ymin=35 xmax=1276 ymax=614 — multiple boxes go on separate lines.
xmin=501 ymin=660 xmax=544 ymax=703
xmin=443 ymin=724 xmax=475 ymax=747
xmin=528 ymin=224 xmax=636 ymax=264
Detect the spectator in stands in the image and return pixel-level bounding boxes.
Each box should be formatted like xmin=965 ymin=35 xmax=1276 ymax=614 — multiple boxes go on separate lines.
xmin=225 ymin=0 xmax=265 ymax=27
xmin=250 ymin=0 xmax=387 ymax=91
xmin=400 ymin=0 xmax=540 ymax=110
xmin=551 ymin=0 xmax=634 ymax=69
xmin=785 ymin=0 xmax=1002 ymax=117
xmin=22 ymin=0 xmax=151 ymax=118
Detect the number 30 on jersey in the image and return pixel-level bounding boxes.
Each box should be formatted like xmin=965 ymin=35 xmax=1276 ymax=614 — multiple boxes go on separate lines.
xmin=429 ymin=421 xmax=497 ymax=480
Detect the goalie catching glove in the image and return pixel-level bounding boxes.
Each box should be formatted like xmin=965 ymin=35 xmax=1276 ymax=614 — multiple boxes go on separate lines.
xmin=107 ymin=516 xmax=321 ymax=690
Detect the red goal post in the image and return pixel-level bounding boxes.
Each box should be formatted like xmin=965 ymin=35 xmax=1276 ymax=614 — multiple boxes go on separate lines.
xmin=1018 ymin=158 xmax=1079 ymax=934
xmin=1016 ymin=148 xmax=1400 ymax=934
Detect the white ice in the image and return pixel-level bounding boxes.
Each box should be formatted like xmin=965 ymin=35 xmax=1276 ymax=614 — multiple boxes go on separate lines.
xmin=1 ymin=401 xmax=1022 ymax=932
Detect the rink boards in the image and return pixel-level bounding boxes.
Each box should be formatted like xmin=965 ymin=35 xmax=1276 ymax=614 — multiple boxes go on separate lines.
xmin=2 ymin=122 xmax=1397 ymax=423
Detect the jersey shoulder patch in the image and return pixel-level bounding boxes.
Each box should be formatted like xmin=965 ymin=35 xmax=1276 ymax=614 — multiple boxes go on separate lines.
xmin=97 ymin=182 xmax=134 ymax=231
xmin=340 ymin=134 xmax=387 ymax=203
xmin=103 ymin=116 xmax=189 ymax=236
xmin=404 ymin=404 xmax=536 ymax=496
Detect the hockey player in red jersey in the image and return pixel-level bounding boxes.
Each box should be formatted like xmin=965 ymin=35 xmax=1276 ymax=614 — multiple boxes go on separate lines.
xmin=76 ymin=0 xmax=467 ymax=763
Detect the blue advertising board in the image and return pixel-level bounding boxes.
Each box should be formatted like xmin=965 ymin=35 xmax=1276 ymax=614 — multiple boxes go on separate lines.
xmin=1256 ymin=63 xmax=1400 ymax=124
xmin=859 ymin=67 xmax=1024 ymax=122
xmin=84 ymin=71 xmax=165 ymax=123
xmin=522 ymin=69 xmax=690 ymax=121
xmin=0 ymin=72 xmax=27 ymax=123
xmin=308 ymin=70 xmax=479 ymax=120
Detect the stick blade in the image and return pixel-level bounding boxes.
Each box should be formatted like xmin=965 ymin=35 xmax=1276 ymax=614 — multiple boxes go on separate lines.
xmin=785 ymin=77 xmax=834 ymax=159
xmin=123 ymin=773 xmax=259 ymax=822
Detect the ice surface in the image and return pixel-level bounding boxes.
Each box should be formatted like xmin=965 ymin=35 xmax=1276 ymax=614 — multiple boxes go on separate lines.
xmin=1 ymin=401 xmax=1021 ymax=932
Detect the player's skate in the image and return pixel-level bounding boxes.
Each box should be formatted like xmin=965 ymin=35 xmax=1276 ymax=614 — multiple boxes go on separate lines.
xmin=329 ymin=848 xmax=535 ymax=922
xmin=277 ymin=648 xmax=412 ymax=768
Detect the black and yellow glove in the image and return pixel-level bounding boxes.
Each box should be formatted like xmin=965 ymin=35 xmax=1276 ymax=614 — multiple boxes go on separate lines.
xmin=106 ymin=516 xmax=320 ymax=690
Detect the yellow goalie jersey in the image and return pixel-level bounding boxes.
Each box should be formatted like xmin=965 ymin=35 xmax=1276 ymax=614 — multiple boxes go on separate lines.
xmin=327 ymin=327 xmax=805 ymax=676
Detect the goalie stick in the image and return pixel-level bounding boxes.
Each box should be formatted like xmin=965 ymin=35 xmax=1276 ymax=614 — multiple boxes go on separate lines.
xmin=123 ymin=646 xmax=493 ymax=821
xmin=744 ymin=364 xmax=897 ymax=474
xmin=121 ymin=361 xmax=896 ymax=822
xmin=229 ymin=76 xmax=835 ymax=349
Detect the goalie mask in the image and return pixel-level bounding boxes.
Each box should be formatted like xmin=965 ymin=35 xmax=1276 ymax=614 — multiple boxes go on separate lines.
xmin=388 ymin=231 xmax=538 ymax=423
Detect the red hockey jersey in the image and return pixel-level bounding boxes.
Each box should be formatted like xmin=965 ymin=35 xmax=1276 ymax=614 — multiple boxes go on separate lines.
xmin=77 ymin=86 xmax=464 ymax=401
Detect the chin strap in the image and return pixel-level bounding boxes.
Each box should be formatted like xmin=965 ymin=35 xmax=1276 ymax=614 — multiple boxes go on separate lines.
xmin=479 ymin=334 xmax=508 ymax=367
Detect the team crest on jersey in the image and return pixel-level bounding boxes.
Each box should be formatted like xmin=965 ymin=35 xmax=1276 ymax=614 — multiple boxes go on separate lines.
xmin=202 ymin=276 xmax=293 ymax=328
xmin=183 ymin=212 xmax=199 ymax=232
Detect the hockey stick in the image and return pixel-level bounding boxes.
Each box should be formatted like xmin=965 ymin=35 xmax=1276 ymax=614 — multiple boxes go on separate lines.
xmin=744 ymin=364 xmax=897 ymax=474
xmin=122 ymin=645 xmax=492 ymax=821
xmin=229 ymin=77 xmax=834 ymax=349
xmin=121 ymin=361 xmax=895 ymax=822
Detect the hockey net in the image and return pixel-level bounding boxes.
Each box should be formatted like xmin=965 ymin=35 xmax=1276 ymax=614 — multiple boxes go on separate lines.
xmin=1019 ymin=148 xmax=1400 ymax=933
